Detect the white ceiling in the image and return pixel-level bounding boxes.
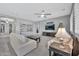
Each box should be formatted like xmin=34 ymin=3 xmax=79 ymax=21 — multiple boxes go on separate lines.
xmin=0 ymin=3 xmax=72 ymax=22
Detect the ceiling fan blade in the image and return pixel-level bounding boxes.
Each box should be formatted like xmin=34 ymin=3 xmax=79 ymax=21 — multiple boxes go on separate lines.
xmin=35 ymin=13 xmax=42 ymax=15
xmin=38 ymin=15 xmax=41 ymax=18
xmin=44 ymin=13 xmax=52 ymax=15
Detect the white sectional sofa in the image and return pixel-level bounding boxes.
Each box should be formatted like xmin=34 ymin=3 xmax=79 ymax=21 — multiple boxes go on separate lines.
xmin=10 ymin=33 xmax=37 ymax=56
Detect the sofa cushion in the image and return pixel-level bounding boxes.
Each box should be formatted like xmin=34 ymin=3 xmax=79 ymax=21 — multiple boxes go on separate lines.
xmin=16 ymin=34 xmax=30 ymax=44
xmin=10 ymin=33 xmax=30 ymax=46
xmin=17 ymin=34 xmax=26 ymax=42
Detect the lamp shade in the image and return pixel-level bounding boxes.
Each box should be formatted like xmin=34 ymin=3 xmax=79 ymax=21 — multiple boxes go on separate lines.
xmin=55 ymin=23 xmax=71 ymax=38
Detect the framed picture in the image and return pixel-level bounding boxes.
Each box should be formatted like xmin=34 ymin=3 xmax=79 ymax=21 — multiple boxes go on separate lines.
xmin=26 ymin=24 xmax=33 ymax=32
xmin=20 ymin=24 xmax=33 ymax=34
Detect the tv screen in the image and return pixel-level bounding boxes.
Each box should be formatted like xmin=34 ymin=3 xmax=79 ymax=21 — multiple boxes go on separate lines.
xmin=45 ymin=24 xmax=55 ymax=30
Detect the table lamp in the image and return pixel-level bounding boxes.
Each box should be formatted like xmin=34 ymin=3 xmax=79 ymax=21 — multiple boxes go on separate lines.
xmin=55 ymin=23 xmax=72 ymax=48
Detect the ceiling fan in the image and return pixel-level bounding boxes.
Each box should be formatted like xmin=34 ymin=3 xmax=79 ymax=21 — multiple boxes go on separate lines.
xmin=34 ymin=10 xmax=52 ymax=18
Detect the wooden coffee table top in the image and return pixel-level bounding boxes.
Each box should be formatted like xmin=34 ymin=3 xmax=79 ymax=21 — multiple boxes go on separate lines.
xmin=27 ymin=35 xmax=40 ymax=39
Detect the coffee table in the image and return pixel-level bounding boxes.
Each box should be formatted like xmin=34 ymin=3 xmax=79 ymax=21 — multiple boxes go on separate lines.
xmin=27 ymin=35 xmax=40 ymax=43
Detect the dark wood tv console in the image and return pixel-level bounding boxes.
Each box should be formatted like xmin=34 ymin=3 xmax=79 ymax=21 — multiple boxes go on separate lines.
xmin=42 ymin=32 xmax=56 ymax=37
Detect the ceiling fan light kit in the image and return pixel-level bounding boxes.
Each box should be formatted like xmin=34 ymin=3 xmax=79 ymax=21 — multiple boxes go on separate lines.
xmin=35 ymin=10 xmax=51 ymax=18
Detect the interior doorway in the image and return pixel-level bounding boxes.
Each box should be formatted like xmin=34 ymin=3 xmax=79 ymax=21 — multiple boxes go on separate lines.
xmin=9 ymin=24 xmax=12 ymax=34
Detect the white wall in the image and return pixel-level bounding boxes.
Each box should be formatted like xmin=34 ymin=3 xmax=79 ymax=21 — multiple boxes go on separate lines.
xmin=15 ymin=18 xmax=34 ymax=35
xmin=0 ymin=15 xmax=70 ymax=36
xmin=34 ymin=15 xmax=70 ymax=35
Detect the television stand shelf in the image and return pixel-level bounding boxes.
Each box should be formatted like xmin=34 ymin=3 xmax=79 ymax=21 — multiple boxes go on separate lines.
xmin=42 ymin=32 xmax=56 ymax=37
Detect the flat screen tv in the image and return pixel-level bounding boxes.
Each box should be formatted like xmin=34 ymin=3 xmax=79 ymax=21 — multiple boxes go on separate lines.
xmin=45 ymin=24 xmax=55 ymax=30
